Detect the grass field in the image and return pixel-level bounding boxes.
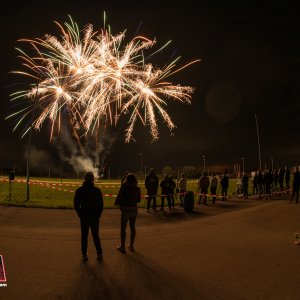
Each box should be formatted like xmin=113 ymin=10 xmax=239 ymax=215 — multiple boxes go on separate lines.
xmin=0 ymin=176 xmax=286 ymax=209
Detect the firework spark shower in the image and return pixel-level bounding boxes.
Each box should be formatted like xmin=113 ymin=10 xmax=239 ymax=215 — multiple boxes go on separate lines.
xmin=7 ymin=15 xmax=200 ymax=143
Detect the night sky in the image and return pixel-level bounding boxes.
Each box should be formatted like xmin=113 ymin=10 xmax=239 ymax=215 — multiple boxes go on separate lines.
xmin=0 ymin=1 xmax=300 ymax=177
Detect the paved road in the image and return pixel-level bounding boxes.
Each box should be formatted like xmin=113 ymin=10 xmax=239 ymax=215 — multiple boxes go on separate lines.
xmin=1 ymin=198 xmax=300 ymax=299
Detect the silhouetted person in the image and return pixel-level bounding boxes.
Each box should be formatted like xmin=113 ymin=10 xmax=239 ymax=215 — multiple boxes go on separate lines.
xmin=177 ymin=173 xmax=187 ymax=207
xmin=236 ymin=177 xmax=243 ymax=198
xmin=220 ymin=170 xmax=229 ymax=201
xmin=115 ymin=173 xmax=141 ymax=253
xmin=290 ymin=166 xmax=300 ymax=204
xmin=273 ymin=169 xmax=278 ymax=191
xmin=278 ymin=167 xmax=285 ymax=196
xmin=285 ymin=166 xmax=291 ymax=194
xmin=198 ymin=172 xmax=210 ymax=205
xmin=257 ymin=170 xmax=264 ymax=198
xmin=252 ymin=172 xmax=258 ymax=195
xmin=210 ymin=173 xmax=218 ymax=204
xmin=169 ymin=175 xmax=176 ymax=209
xmin=264 ymin=169 xmax=272 ymax=200
xmin=160 ymin=174 xmax=172 ymax=210
xmin=145 ymin=168 xmax=159 ymax=212
xmin=74 ymin=171 xmax=104 ymax=261
xmin=242 ymin=173 xmax=249 ymax=199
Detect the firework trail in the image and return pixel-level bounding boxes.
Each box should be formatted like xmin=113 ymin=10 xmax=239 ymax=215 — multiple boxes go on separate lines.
xmin=7 ymin=15 xmax=200 ymax=143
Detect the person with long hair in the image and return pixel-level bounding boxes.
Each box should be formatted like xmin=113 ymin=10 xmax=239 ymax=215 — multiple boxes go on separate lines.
xmin=115 ymin=173 xmax=141 ymax=253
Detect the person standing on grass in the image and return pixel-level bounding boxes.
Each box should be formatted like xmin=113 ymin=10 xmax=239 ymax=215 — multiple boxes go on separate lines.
xmin=74 ymin=171 xmax=104 ymax=262
xmin=220 ymin=170 xmax=229 ymax=201
xmin=257 ymin=170 xmax=264 ymax=198
xmin=278 ymin=167 xmax=285 ymax=196
xmin=169 ymin=175 xmax=176 ymax=209
xmin=177 ymin=173 xmax=187 ymax=207
xmin=242 ymin=173 xmax=249 ymax=199
xmin=198 ymin=172 xmax=210 ymax=205
xmin=115 ymin=173 xmax=141 ymax=253
xmin=264 ymin=169 xmax=272 ymax=200
xmin=145 ymin=168 xmax=159 ymax=212
xmin=285 ymin=166 xmax=291 ymax=194
xmin=160 ymin=174 xmax=172 ymax=211
xmin=290 ymin=166 xmax=300 ymax=204
xmin=210 ymin=173 xmax=218 ymax=204
xmin=252 ymin=172 xmax=258 ymax=196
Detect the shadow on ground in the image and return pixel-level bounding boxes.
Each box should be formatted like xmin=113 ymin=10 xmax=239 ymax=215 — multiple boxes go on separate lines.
xmin=61 ymin=252 xmax=231 ymax=300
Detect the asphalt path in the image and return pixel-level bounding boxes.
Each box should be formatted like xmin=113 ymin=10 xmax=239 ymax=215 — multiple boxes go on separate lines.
xmin=1 ymin=197 xmax=300 ymax=299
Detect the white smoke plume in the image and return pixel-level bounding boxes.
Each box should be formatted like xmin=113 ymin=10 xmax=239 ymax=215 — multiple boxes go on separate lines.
xmin=54 ymin=128 xmax=118 ymax=179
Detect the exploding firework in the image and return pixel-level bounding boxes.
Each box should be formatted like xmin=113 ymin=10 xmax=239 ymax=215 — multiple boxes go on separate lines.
xmin=7 ymin=14 xmax=200 ymax=143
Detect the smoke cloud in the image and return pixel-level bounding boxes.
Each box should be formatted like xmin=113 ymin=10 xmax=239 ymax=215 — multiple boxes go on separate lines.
xmin=53 ymin=128 xmax=118 ymax=179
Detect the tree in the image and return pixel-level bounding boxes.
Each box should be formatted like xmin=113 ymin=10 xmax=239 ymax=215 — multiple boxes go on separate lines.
xmin=182 ymin=166 xmax=197 ymax=178
xmin=161 ymin=166 xmax=177 ymax=178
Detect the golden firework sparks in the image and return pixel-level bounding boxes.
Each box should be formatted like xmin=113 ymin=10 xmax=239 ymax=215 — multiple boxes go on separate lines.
xmin=8 ymin=15 xmax=200 ymax=143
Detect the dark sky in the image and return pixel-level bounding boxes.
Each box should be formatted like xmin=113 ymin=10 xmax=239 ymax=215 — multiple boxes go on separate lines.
xmin=1 ymin=1 xmax=300 ymax=177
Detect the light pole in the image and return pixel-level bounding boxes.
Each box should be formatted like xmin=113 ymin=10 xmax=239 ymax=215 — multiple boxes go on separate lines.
xmin=270 ymin=157 xmax=274 ymax=171
xmin=254 ymin=113 xmax=262 ymax=170
xmin=202 ymin=155 xmax=206 ymax=173
xmin=241 ymin=157 xmax=245 ymax=176
xmin=26 ymin=84 xmax=39 ymax=201
xmin=26 ymin=126 xmax=33 ymax=201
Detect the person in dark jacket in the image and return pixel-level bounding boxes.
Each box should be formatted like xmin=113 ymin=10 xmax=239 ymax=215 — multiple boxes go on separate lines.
xmin=290 ymin=166 xmax=300 ymax=204
xmin=115 ymin=173 xmax=141 ymax=253
xmin=145 ymin=168 xmax=159 ymax=212
xmin=257 ymin=170 xmax=264 ymax=198
xmin=160 ymin=174 xmax=172 ymax=211
xmin=169 ymin=175 xmax=176 ymax=209
xmin=220 ymin=170 xmax=229 ymax=201
xmin=242 ymin=173 xmax=249 ymax=199
xmin=264 ymin=169 xmax=272 ymax=200
xmin=278 ymin=167 xmax=285 ymax=196
xmin=285 ymin=166 xmax=291 ymax=194
xmin=74 ymin=171 xmax=104 ymax=261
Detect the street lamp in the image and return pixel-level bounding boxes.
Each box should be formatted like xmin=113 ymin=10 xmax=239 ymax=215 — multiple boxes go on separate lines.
xmin=270 ymin=157 xmax=274 ymax=171
xmin=202 ymin=155 xmax=206 ymax=173
xmin=241 ymin=157 xmax=245 ymax=176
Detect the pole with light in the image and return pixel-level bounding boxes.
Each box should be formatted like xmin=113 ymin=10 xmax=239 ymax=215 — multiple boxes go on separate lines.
xmin=202 ymin=155 xmax=206 ymax=173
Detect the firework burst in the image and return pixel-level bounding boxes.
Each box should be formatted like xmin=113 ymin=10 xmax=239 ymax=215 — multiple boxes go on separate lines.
xmin=7 ymin=15 xmax=200 ymax=143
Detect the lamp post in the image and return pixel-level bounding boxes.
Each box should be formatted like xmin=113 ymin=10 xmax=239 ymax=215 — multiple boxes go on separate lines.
xmin=270 ymin=157 xmax=274 ymax=171
xmin=241 ymin=157 xmax=245 ymax=176
xmin=26 ymin=84 xmax=39 ymax=201
xmin=254 ymin=113 xmax=262 ymax=170
xmin=26 ymin=127 xmax=33 ymax=201
xmin=202 ymin=155 xmax=206 ymax=173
